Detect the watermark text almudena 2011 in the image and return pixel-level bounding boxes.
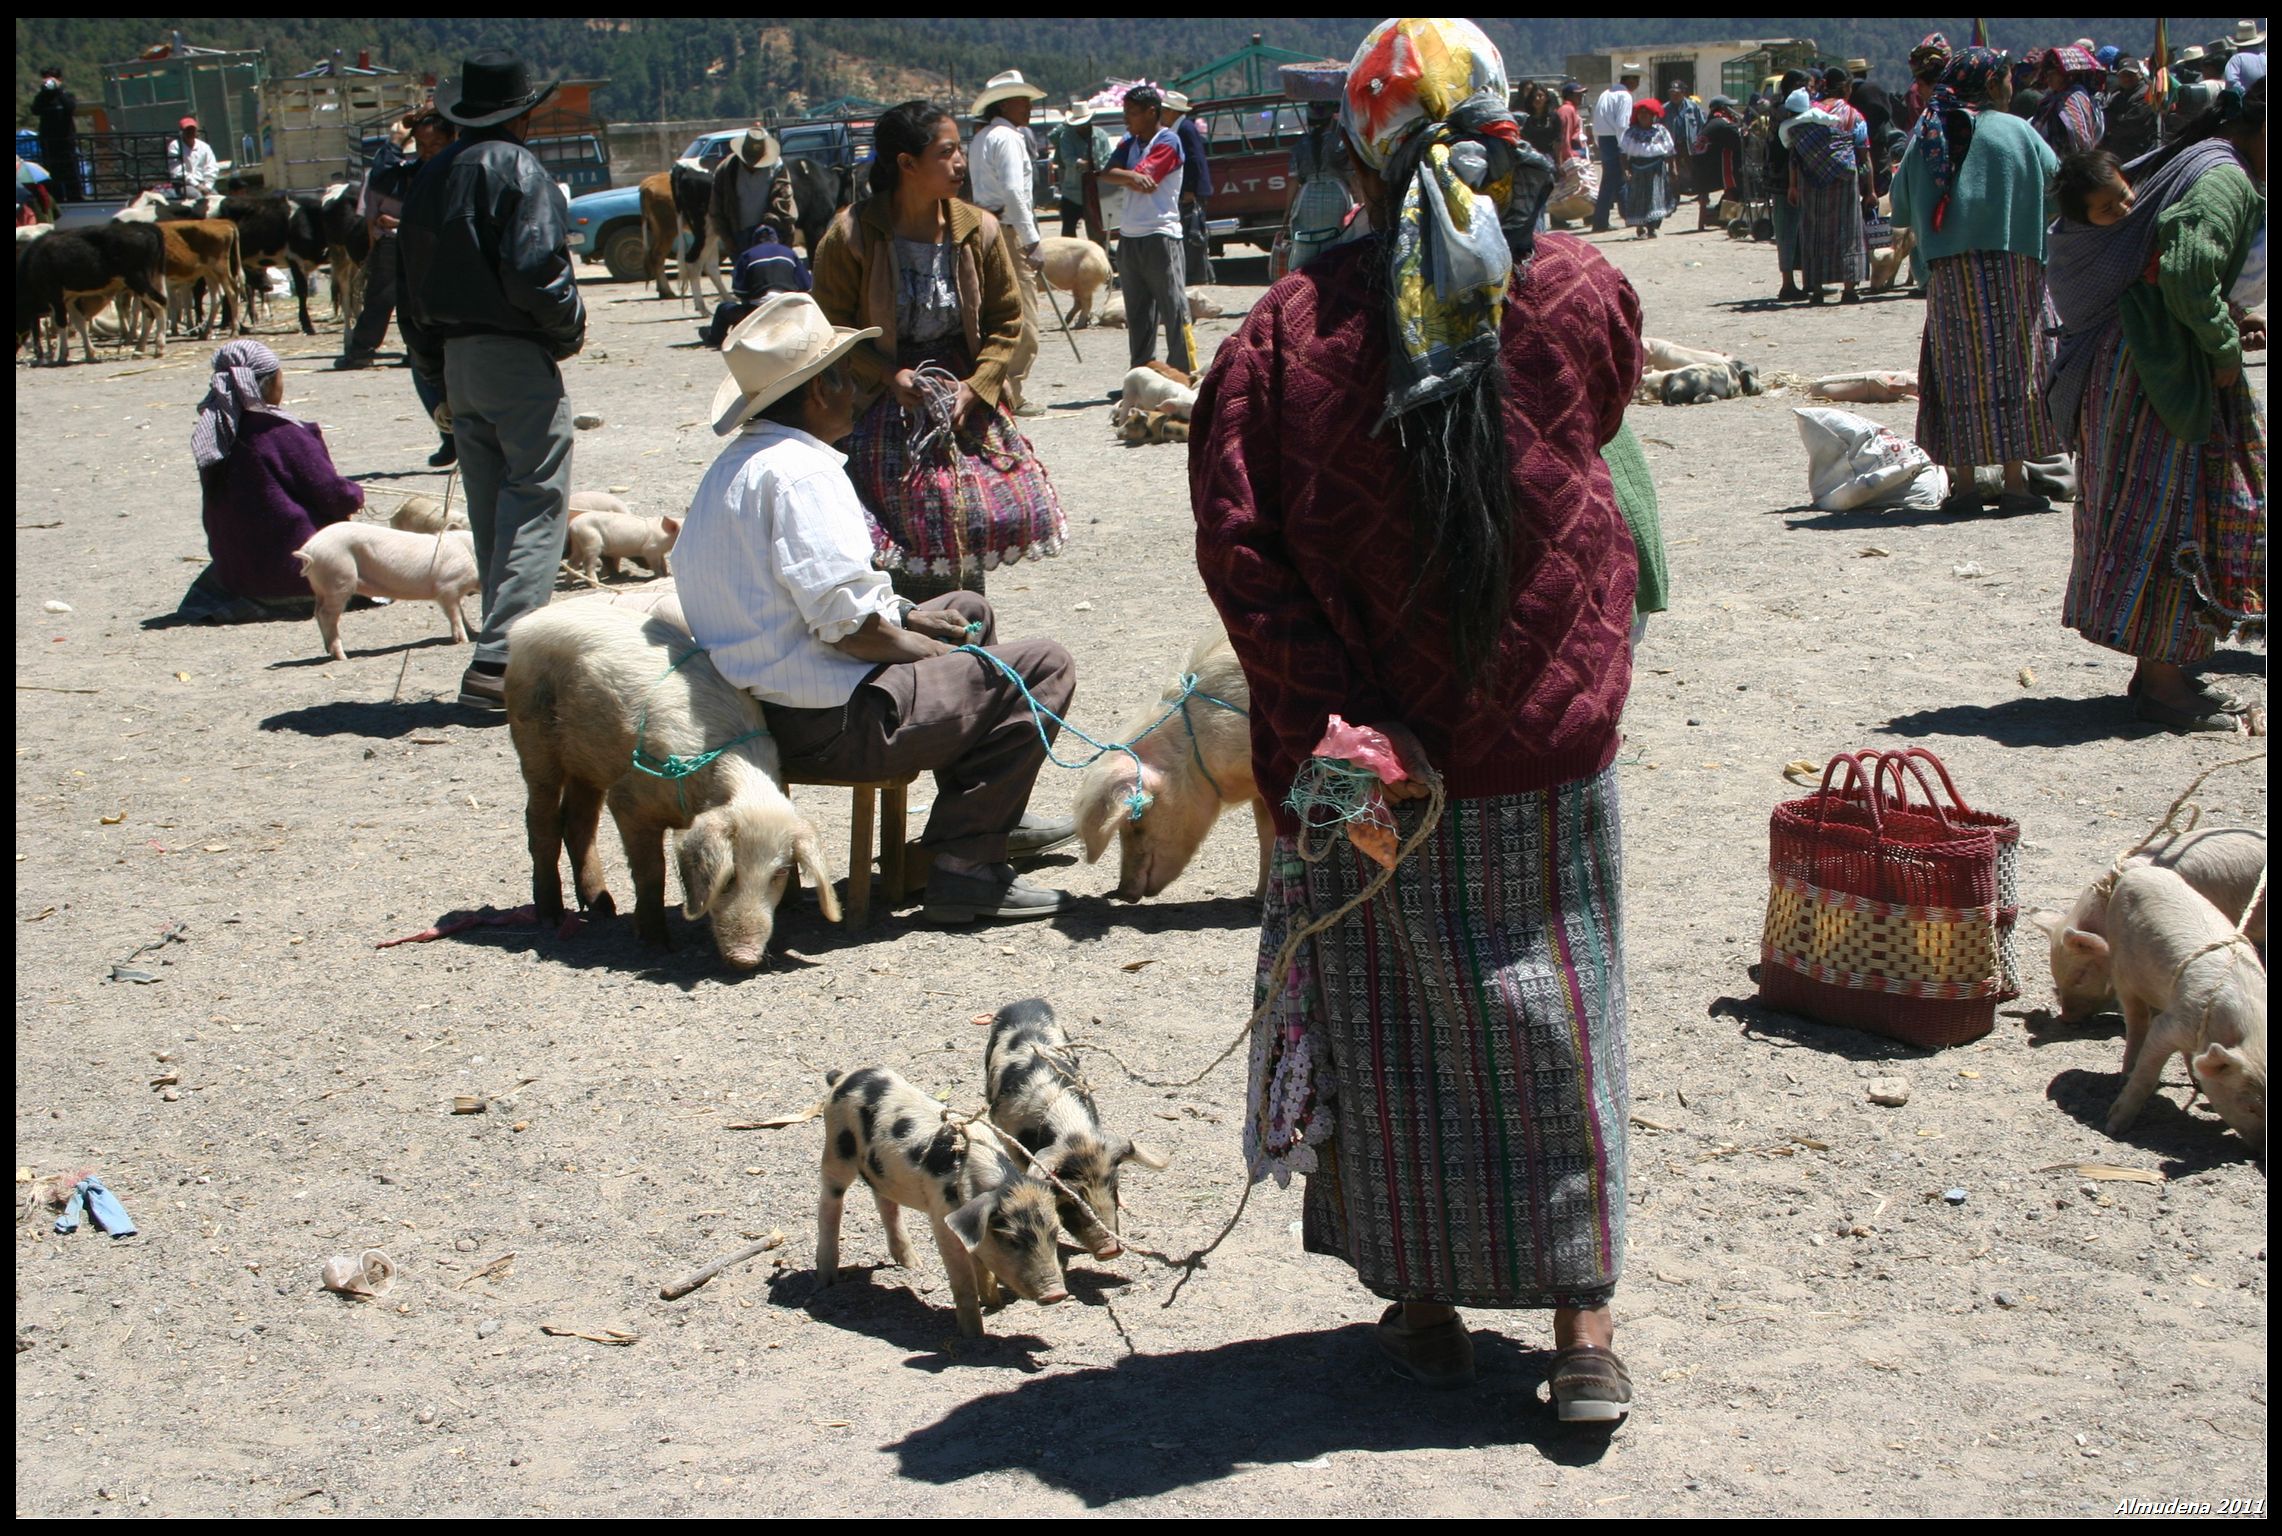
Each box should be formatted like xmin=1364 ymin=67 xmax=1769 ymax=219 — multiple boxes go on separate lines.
xmin=2115 ymin=1498 xmax=2264 ymax=1517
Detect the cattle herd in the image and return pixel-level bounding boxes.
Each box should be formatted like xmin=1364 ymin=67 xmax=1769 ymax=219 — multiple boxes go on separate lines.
xmin=15 ymin=181 xmax=374 ymax=362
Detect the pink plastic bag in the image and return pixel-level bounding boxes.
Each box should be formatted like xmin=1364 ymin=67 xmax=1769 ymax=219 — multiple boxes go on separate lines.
xmin=1308 ymin=716 xmax=1410 ymax=868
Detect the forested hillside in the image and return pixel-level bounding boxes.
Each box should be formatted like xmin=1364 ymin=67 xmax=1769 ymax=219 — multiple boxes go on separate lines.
xmin=16 ymin=17 xmax=2242 ymax=121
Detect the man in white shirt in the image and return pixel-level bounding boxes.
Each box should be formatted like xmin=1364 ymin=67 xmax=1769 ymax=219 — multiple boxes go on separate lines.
xmin=1588 ymin=64 xmax=1640 ymax=233
xmin=676 ymin=294 xmax=1079 ymax=923
xmin=1099 ymin=84 xmax=1192 ymax=378
xmin=967 ymin=70 xmax=1047 ymax=415
xmin=169 ymin=115 xmax=221 ymax=201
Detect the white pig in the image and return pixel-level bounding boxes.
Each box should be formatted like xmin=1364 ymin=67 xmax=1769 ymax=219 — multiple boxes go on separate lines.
xmin=1036 ymin=236 xmax=1113 ymax=327
xmin=984 ymin=998 xmax=1169 ymax=1258
xmin=815 ymin=1066 xmax=1069 ymax=1337
xmin=1111 ymin=362 xmax=1197 ymax=425
xmin=567 ymin=490 xmax=630 ymax=520
xmin=2078 ymin=865 xmax=2266 ymax=1148
xmin=2035 ymin=827 xmax=2268 ymax=1021
xmin=1075 ymin=629 xmax=1272 ymax=900
xmin=567 ymin=511 xmax=680 ymax=581
xmin=388 ymin=493 xmax=455 ymax=533
xmin=293 ymin=523 xmax=478 ymax=662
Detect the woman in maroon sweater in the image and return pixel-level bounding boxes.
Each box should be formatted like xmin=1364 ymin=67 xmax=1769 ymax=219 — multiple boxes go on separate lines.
xmin=177 ymin=340 xmax=363 ymax=622
xmin=1193 ymin=17 xmax=1645 ymax=1425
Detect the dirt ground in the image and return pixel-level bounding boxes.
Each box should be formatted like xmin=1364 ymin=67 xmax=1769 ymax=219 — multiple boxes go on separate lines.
xmin=14 ymin=220 xmax=2268 ymax=1518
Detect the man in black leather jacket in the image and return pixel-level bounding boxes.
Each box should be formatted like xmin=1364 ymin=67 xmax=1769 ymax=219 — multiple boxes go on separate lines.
xmin=399 ymin=50 xmax=587 ymax=715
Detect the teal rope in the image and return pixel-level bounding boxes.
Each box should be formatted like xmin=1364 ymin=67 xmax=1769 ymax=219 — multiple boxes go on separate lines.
xmin=630 ymin=648 xmax=768 ymax=816
xmin=953 ymin=647 xmax=1249 ymax=822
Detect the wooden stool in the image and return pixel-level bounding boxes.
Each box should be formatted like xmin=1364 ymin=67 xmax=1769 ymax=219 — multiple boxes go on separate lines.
xmin=786 ymin=773 xmax=916 ymax=930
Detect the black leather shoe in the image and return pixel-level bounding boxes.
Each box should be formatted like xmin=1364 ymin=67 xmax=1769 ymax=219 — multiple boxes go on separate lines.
xmin=923 ymin=864 xmax=1069 ymax=923
xmin=428 ymin=439 xmax=457 ymax=468
xmin=1006 ymin=813 xmax=1078 ymax=860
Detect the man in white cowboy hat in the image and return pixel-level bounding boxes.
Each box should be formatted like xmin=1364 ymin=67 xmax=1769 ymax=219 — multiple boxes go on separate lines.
xmin=1590 ymin=63 xmax=1642 ymax=232
xmin=1157 ymin=89 xmax=1215 ymax=282
xmin=676 ymin=293 xmax=1081 ymax=923
xmin=708 ymin=122 xmax=800 ymax=258
xmin=1050 ymin=97 xmax=1115 ymax=244
xmin=968 ymin=70 xmax=1048 ymax=415
xmin=398 ymin=48 xmax=586 ymax=714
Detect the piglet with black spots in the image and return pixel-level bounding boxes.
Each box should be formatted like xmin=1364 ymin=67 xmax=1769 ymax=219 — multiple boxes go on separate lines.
xmin=814 ymin=1066 xmax=1068 ymax=1337
xmin=986 ymin=999 xmax=1169 ymax=1260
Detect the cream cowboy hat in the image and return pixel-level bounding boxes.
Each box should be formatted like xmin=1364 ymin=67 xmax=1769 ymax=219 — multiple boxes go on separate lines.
xmin=734 ymin=124 xmax=781 ymax=166
xmin=710 ymin=293 xmax=881 ymax=436
xmin=970 ymin=69 xmax=1047 ymax=119
xmin=1161 ymin=89 xmax=1192 ymax=116
xmin=1066 ymin=99 xmax=1095 ymax=125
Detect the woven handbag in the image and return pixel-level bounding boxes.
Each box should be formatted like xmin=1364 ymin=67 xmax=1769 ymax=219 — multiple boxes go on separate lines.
xmin=1861 ymin=748 xmax=2022 ymax=1001
xmin=1760 ymin=752 xmax=2004 ymax=1047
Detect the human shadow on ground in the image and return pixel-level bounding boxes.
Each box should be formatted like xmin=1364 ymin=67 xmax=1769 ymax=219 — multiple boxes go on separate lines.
xmin=882 ymin=1323 xmax=1612 ymax=1502
xmin=1881 ymin=695 xmax=2143 ymax=748
xmin=2043 ymin=1066 xmax=2261 ymax=1179
xmin=1710 ymin=992 xmax=1940 ymax=1064
xmin=1777 ymin=500 xmax=2059 ymax=532
xmin=2195 ymin=648 xmax=2270 ymax=679
xmin=259 ymin=694 xmax=468 ymax=737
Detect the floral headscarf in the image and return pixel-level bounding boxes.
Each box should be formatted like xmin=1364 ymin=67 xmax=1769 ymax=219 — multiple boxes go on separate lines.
xmin=1910 ymin=32 xmax=1952 ymax=80
xmin=1910 ymin=46 xmax=2010 ymax=233
xmin=191 ymin=339 xmax=287 ymax=470
xmin=1339 ymin=16 xmax=1535 ymax=427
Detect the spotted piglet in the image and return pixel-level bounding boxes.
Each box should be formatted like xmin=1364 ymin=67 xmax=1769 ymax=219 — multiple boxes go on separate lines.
xmin=985 ymin=999 xmax=1170 ymax=1260
xmin=814 ymin=1066 xmax=1069 ymax=1337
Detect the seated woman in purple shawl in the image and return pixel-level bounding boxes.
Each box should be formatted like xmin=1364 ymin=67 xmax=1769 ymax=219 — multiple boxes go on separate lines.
xmin=176 ymin=340 xmax=364 ymax=622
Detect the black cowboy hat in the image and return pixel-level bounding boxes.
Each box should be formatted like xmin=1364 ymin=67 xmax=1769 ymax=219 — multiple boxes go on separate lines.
xmin=437 ymin=50 xmax=559 ymax=129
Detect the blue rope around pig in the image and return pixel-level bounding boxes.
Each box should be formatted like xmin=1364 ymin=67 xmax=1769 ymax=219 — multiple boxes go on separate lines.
xmin=953 ymin=644 xmax=1247 ymax=821
xmin=630 ymin=648 xmax=768 ymax=815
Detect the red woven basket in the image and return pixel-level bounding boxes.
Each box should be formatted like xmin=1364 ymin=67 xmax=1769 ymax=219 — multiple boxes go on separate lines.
xmin=1760 ymin=752 xmax=2004 ymax=1048
xmin=1860 ymin=748 xmax=2023 ymax=1001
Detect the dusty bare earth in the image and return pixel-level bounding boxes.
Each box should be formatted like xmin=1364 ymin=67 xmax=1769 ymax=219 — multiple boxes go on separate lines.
xmin=15 ymin=219 xmax=2268 ymax=1517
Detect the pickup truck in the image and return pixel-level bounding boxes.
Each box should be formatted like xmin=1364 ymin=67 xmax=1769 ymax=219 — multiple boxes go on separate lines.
xmin=569 ymin=120 xmax=876 ymax=280
xmin=1185 ymin=93 xmax=1312 ymax=253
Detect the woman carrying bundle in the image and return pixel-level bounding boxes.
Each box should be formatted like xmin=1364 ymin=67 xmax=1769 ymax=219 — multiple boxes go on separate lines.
xmin=2048 ymin=82 xmax=2268 ymax=732
xmin=1781 ymin=68 xmax=1873 ymax=304
xmin=1619 ymin=98 xmax=1675 ymax=238
xmin=810 ymin=99 xmax=1067 ymax=601
xmin=1195 ymin=17 xmax=1644 ymax=1424
xmin=2031 ymin=44 xmax=2110 ymax=156
xmin=1891 ymin=46 xmax=2062 ymax=516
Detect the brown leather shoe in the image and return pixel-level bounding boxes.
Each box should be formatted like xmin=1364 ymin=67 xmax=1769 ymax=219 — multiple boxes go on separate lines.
xmin=1375 ymin=1302 xmax=1477 ymax=1389
xmin=1548 ymin=1344 xmax=1633 ymax=1423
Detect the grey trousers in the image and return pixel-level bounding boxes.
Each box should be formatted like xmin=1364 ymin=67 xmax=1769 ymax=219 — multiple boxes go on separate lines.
xmin=443 ymin=334 xmax=573 ymax=667
xmin=1119 ymin=232 xmax=1191 ymax=374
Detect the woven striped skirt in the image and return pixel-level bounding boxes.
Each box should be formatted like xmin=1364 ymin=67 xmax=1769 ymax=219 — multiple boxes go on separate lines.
xmin=2064 ymin=327 xmax=2268 ymax=662
xmin=1796 ymin=178 xmax=1867 ymax=289
xmin=1915 ymin=251 xmax=2060 ymax=467
xmin=1245 ymin=770 xmax=1629 ymax=1309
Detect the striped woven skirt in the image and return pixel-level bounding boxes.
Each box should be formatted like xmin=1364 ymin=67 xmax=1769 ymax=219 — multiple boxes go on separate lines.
xmin=1915 ymin=251 xmax=2060 ymax=467
xmin=2064 ymin=327 xmax=2268 ymax=662
xmin=1245 ymin=770 xmax=1629 ymax=1309
xmin=1796 ymin=177 xmax=1867 ymax=289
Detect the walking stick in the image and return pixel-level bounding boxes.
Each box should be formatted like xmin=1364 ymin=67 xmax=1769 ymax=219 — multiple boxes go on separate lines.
xmin=1036 ymin=260 xmax=1084 ymax=365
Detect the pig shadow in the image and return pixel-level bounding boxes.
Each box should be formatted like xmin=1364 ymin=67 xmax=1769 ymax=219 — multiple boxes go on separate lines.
xmin=1710 ymin=993 xmax=1936 ymax=1064
xmin=259 ymin=696 xmax=469 ymax=737
xmin=2043 ymin=1066 xmax=2261 ymax=1178
xmin=459 ymin=900 xmax=838 ymax=990
xmin=768 ymin=1263 xmax=1055 ymax=1373
xmin=2013 ymin=1003 xmax=2124 ymax=1048
xmin=1880 ymin=696 xmax=2146 ymax=748
xmin=265 ymin=634 xmax=468 ymax=670
xmin=885 ymin=1324 xmax=1611 ymax=1501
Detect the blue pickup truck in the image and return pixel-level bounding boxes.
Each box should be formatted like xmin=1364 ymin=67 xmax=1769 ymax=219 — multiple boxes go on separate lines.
xmin=568 ymin=120 xmax=873 ymax=281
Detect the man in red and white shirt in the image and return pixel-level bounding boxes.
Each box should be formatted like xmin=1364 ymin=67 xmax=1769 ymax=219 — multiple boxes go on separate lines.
xmin=1099 ymin=84 xmax=1192 ymax=378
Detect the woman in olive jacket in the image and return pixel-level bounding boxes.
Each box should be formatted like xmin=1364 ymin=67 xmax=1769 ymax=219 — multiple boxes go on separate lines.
xmin=809 ymin=99 xmax=1066 ymax=600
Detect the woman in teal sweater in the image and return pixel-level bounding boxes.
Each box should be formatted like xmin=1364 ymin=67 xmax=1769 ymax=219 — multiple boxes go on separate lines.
xmin=1892 ymin=47 xmax=2061 ymax=516
xmin=2050 ymin=84 xmax=2267 ymax=731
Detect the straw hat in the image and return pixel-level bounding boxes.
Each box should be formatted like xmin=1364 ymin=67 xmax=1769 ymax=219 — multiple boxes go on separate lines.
xmin=2233 ymin=19 xmax=2266 ymax=46
xmin=709 ymin=293 xmax=881 ymax=436
xmin=733 ymin=124 xmax=781 ymax=165
xmin=1619 ymin=62 xmax=1644 ymax=78
xmin=1066 ymin=99 xmax=1095 ymax=125
xmin=970 ymin=69 xmax=1047 ymax=119
xmin=1161 ymin=89 xmax=1192 ymax=117
xmin=1845 ymin=57 xmax=1870 ymax=75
